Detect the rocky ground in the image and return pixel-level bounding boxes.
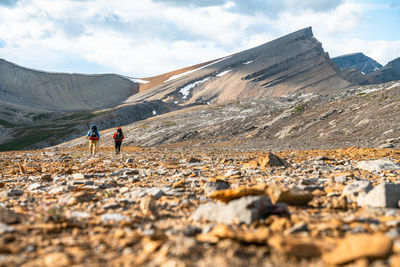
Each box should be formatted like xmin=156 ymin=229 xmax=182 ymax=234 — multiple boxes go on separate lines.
xmin=1 ymin=146 xmax=400 ymax=266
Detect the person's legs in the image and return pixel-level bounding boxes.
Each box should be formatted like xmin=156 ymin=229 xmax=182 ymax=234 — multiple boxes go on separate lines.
xmin=115 ymin=141 xmax=121 ymax=154
xmin=117 ymin=141 xmax=122 ymax=153
xmin=89 ymin=140 xmax=94 ymax=155
xmin=93 ymin=140 xmax=98 ymax=155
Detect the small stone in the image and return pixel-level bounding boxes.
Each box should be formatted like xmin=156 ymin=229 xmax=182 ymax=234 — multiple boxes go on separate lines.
xmin=268 ymin=235 xmax=322 ymax=258
xmin=102 ymin=202 xmax=120 ymax=210
xmin=41 ymin=174 xmax=53 ymax=182
xmin=188 ymin=157 xmax=201 ymax=163
xmin=48 ymin=186 xmax=68 ymax=194
xmin=208 ymin=184 xmax=266 ymax=203
xmin=69 ymin=211 xmax=91 ymax=219
xmin=71 ymin=173 xmax=85 ymax=179
xmin=7 ymin=189 xmax=24 ymax=197
xmin=334 ymin=175 xmax=348 ymax=183
xmin=43 ymin=252 xmax=71 ymax=267
xmin=381 ymin=143 xmax=395 ymax=148
xmin=242 ymin=160 xmax=258 ymax=169
xmin=73 ymin=191 xmax=95 ymax=203
xmin=316 ymin=156 xmax=331 ymax=161
xmin=140 ymin=195 xmax=158 ymax=216
xmin=285 ymin=222 xmax=308 ymax=234
xmin=323 ymin=233 xmax=393 ymax=265
xmin=126 ymin=158 xmax=134 ymax=164
xmin=258 ymin=153 xmax=289 ymax=170
xmin=357 ymin=183 xmax=400 ymax=208
xmin=224 ymin=169 xmax=241 ymax=177
xmin=204 ymin=180 xmax=230 ymax=195
xmin=172 ymin=179 xmax=186 ymax=188
xmin=28 ymin=183 xmax=43 ymax=191
xmin=0 ymin=223 xmax=15 ymax=234
xmin=209 ymin=224 xmax=270 ymax=244
xmin=101 ymin=213 xmax=130 ymax=223
xmin=123 ymin=187 xmax=164 ymax=199
xmin=267 ymin=186 xmax=313 ymax=206
xmin=183 ymin=225 xmax=202 ymax=237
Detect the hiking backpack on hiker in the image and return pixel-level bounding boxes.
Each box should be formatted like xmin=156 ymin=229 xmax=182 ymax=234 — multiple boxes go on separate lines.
xmin=89 ymin=126 xmax=99 ymax=140
xmin=115 ymin=129 xmax=123 ymax=140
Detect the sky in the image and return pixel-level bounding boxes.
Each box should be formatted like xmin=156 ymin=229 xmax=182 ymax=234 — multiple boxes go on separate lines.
xmin=0 ymin=0 xmax=399 ymax=77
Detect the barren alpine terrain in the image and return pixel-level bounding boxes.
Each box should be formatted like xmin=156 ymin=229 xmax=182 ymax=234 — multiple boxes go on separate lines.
xmin=1 ymin=26 xmax=400 ymax=267
xmin=1 ymin=146 xmax=400 ymax=266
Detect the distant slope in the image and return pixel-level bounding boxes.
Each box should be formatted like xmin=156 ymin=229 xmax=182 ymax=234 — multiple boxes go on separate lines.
xmin=58 ymin=81 xmax=400 ymax=151
xmin=332 ymin=53 xmax=382 ymax=74
xmin=0 ymin=59 xmax=137 ymax=111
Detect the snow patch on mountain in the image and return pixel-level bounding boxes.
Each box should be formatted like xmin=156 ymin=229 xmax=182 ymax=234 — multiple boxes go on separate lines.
xmin=179 ymin=77 xmax=211 ymax=99
xmin=130 ymin=78 xmax=149 ymax=84
xmin=216 ymin=69 xmax=232 ymax=77
xmin=165 ymin=56 xmax=231 ymax=83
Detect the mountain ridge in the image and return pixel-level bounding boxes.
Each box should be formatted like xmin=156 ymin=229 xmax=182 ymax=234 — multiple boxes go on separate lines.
xmin=1 ymin=27 xmax=400 ymax=151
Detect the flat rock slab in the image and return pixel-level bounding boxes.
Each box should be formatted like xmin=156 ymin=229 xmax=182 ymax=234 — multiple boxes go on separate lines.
xmin=356 ymin=159 xmax=400 ymax=172
xmin=192 ymin=195 xmax=273 ymax=224
xmin=323 ymin=233 xmax=393 ymax=265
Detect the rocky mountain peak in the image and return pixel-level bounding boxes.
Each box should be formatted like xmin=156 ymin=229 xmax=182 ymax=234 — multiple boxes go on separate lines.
xmin=332 ymin=52 xmax=382 ymax=74
xmin=367 ymin=56 xmax=400 ymax=84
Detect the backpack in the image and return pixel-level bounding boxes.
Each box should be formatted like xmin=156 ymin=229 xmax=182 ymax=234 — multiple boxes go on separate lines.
xmin=89 ymin=127 xmax=98 ymax=140
xmin=115 ymin=130 xmax=123 ymax=140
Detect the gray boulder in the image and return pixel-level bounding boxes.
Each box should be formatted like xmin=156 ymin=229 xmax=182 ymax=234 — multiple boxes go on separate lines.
xmin=357 ymin=183 xmax=400 ymax=208
xmin=342 ymin=180 xmax=373 ymax=202
xmin=123 ymin=187 xmax=164 ymax=199
xmin=192 ymin=195 xmax=273 ymax=224
xmin=356 ymin=159 xmax=400 ymax=172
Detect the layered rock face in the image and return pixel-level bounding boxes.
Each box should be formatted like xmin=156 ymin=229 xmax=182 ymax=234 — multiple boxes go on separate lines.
xmin=0 ymin=59 xmax=137 ymax=111
xmin=332 ymin=53 xmax=382 ymax=74
xmin=127 ymin=27 xmax=355 ymax=106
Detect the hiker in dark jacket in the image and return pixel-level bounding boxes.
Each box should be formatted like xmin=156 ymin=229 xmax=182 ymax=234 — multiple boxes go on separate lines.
xmin=113 ymin=127 xmax=124 ymax=154
xmin=87 ymin=124 xmax=100 ymax=155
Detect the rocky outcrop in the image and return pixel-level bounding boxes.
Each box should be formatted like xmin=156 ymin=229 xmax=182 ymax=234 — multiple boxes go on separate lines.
xmin=332 ymin=53 xmax=382 ymax=74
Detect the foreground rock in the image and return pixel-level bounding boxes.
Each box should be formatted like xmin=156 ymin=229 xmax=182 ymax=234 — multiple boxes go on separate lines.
xmin=323 ymin=233 xmax=393 ymax=265
xmin=192 ymin=196 xmax=273 ymax=224
xmin=357 ymin=183 xmax=400 ymax=208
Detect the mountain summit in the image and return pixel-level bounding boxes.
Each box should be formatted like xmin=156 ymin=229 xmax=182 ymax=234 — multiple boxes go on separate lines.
xmin=332 ymin=53 xmax=382 ymax=74
xmin=129 ymin=27 xmax=355 ymax=106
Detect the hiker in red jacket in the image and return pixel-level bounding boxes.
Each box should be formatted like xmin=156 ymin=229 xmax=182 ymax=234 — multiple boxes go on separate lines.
xmin=113 ymin=127 xmax=124 ymax=154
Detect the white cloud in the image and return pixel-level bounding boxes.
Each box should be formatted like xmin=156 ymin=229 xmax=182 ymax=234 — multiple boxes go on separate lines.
xmin=0 ymin=0 xmax=398 ymax=77
xmin=324 ymin=38 xmax=400 ymax=65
